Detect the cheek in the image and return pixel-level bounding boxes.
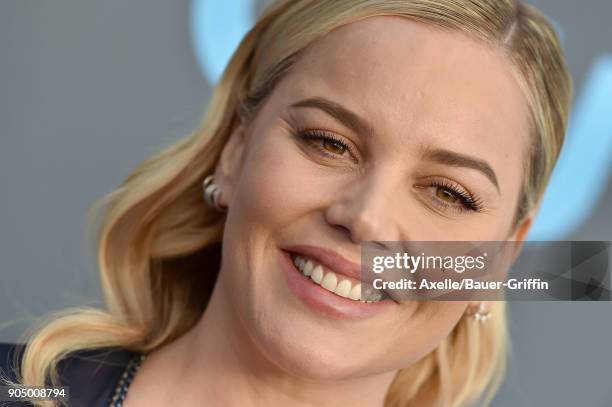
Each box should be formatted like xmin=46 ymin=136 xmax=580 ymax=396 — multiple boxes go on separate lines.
xmin=388 ymin=302 xmax=467 ymax=363
xmin=220 ymin=131 xmax=321 ymax=303
xmin=230 ymin=131 xmax=328 ymax=229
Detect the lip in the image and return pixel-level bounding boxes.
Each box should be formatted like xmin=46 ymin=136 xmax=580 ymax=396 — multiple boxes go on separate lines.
xmin=279 ymin=248 xmax=396 ymax=321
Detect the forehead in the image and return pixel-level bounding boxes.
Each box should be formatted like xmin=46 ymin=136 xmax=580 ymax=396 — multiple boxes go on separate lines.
xmin=282 ymin=16 xmax=530 ymax=189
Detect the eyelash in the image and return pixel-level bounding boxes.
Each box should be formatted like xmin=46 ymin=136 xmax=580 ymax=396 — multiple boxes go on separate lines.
xmin=296 ymin=129 xmax=357 ymax=162
xmin=295 ymin=129 xmax=483 ymax=214
xmin=427 ymin=179 xmax=484 ymax=213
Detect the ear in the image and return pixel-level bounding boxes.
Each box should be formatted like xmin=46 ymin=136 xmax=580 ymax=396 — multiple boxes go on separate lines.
xmin=465 ymin=211 xmax=536 ymax=315
xmin=508 ymin=210 xmax=536 ymax=263
xmin=213 ymin=123 xmax=247 ymax=208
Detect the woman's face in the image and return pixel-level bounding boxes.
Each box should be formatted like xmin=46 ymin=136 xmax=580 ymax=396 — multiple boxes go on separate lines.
xmin=215 ymin=17 xmax=531 ymax=379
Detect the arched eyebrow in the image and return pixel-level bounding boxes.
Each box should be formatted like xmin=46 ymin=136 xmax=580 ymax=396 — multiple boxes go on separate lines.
xmin=290 ymin=97 xmax=500 ymax=193
xmin=290 ymin=97 xmax=373 ymax=137
xmin=423 ymin=147 xmax=500 ymax=193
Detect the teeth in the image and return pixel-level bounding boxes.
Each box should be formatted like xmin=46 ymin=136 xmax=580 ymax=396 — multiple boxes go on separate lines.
xmin=349 ymin=283 xmax=361 ymax=300
xmin=303 ymin=260 xmax=314 ymax=276
xmin=311 ymin=265 xmax=324 ymax=284
xmin=321 ymin=272 xmax=338 ymax=292
xmin=334 ymin=280 xmax=352 ymax=298
xmin=291 ymin=254 xmax=382 ymax=303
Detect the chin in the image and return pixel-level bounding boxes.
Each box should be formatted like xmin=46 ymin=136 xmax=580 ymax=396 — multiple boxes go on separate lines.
xmin=241 ymin=303 xmax=392 ymax=381
xmin=258 ymin=329 xmax=370 ymax=380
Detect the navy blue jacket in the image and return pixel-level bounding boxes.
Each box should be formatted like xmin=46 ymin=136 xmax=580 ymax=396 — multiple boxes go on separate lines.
xmin=0 ymin=342 xmax=136 ymax=407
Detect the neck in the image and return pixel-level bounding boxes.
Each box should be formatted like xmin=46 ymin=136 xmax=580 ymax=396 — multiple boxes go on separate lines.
xmin=155 ymin=277 xmax=397 ymax=407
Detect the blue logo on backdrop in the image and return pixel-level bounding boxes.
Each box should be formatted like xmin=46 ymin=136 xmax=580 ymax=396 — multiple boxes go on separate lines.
xmin=190 ymin=0 xmax=254 ymax=85
xmin=190 ymin=0 xmax=612 ymax=240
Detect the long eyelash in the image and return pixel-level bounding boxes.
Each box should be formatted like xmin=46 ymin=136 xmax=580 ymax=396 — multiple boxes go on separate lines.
xmin=296 ymin=129 xmax=356 ymax=160
xmin=430 ymin=180 xmax=483 ymax=212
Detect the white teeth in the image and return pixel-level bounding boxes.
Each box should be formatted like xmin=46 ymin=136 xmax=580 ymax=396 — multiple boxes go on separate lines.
xmin=291 ymin=254 xmax=381 ymax=303
xmin=334 ymin=280 xmax=352 ymax=298
xmin=303 ymin=260 xmax=314 ymax=276
xmin=311 ymin=265 xmax=324 ymax=284
xmin=321 ymin=272 xmax=338 ymax=292
xmin=349 ymin=283 xmax=361 ymax=300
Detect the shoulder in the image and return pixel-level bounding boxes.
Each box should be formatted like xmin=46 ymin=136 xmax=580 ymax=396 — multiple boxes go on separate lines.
xmin=0 ymin=342 xmax=139 ymax=407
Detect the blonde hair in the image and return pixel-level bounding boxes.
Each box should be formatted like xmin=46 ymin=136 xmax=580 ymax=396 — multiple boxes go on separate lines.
xmin=13 ymin=1 xmax=571 ymax=406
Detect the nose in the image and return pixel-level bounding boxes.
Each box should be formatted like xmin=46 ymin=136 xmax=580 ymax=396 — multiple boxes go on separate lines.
xmin=324 ymin=173 xmax=401 ymax=244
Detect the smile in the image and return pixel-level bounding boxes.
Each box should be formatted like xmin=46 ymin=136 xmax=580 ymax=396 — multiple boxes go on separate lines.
xmin=291 ymin=254 xmax=383 ymax=303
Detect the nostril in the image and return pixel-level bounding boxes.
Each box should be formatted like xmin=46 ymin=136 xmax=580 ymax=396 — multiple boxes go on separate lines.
xmin=332 ymin=223 xmax=352 ymax=238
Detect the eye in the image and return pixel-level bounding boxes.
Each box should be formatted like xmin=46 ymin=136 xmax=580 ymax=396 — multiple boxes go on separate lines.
xmin=296 ymin=129 xmax=358 ymax=163
xmin=418 ymin=179 xmax=483 ymax=214
xmin=322 ymin=139 xmax=347 ymax=155
xmin=436 ymin=187 xmax=459 ymax=204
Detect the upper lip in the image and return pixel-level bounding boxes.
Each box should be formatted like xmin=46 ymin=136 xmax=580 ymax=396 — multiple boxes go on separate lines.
xmin=283 ymin=244 xmax=362 ymax=281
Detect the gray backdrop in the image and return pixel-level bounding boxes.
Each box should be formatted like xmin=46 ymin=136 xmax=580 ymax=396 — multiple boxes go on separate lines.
xmin=1 ymin=1 xmax=611 ymax=406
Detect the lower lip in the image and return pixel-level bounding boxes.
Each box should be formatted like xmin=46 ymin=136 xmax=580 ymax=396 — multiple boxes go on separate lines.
xmin=279 ymin=249 xmax=396 ymax=320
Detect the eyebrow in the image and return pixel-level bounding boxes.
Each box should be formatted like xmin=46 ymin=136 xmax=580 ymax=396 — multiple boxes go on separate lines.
xmin=423 ymin=148 xmax=500 ymax=192
xmin=290 ymin=97 xmax=500 ymax=193
xmin=290 ymin=97 xmax=373 ymax=137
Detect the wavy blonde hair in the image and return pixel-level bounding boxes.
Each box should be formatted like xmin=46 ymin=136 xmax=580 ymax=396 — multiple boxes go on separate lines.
xmin=12 ymin=0 xmax=571 ymax=406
